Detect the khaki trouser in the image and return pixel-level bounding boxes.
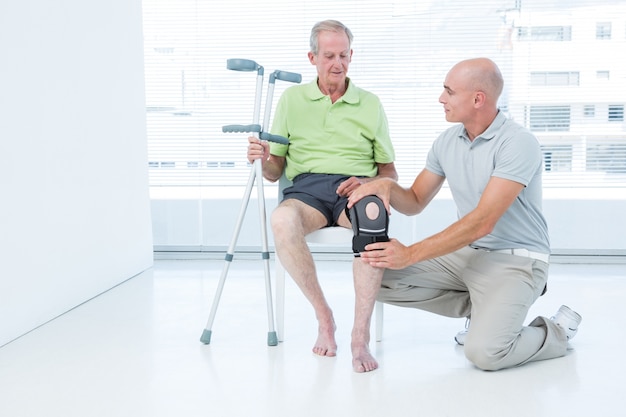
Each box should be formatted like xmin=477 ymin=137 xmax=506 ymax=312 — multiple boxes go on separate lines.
xmin=379 ymin=246 xmax=568 ymax=371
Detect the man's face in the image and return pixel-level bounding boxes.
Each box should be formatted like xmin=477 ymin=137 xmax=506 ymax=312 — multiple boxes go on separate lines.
xmin=309 ymin=30 xmax=352 ymax=88
xmin=439 ymin=68 xmax=474 ymax=124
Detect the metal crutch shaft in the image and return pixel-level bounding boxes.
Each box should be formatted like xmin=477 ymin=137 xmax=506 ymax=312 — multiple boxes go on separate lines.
xmin=200 ymin=59 xmax=266 ymax=345
xmin=254 ymin=70 xmax=302 ymax=345
xmin=200 ymin=59 xmax=298 ymax=346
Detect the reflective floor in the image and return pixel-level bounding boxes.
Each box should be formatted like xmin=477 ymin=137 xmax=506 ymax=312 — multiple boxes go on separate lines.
xmin=1 ymin=259 xmax=625 ymax=417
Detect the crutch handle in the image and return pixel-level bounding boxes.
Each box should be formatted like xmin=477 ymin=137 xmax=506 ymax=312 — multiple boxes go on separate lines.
xmin=222 ymin=124 xmax=262 ymax=133
xmin=227 ymin=58 xmax=262 ymax=73
xmin=270 ymin=70 xmax=302 ymax=84
xmin=222 ymin=125 xmax=289 ymax=145
xmin=260 ymin=132 xmax=289 ymax=145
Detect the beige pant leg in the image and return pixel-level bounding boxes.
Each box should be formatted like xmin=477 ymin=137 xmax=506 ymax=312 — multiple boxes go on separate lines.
xmin=378 ymin=247 xmax=567 ymax=370
xmin=462 ymin=251 xmax=566 ymax=370
xmin=378 ymin=247 xmax=474 ymax=318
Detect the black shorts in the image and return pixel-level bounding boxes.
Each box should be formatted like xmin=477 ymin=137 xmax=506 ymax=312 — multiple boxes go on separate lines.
xmin=282 ymin=173 xmax=351 ymax=227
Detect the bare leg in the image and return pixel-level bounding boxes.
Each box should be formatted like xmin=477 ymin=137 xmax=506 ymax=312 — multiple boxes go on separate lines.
xmin=338 ymin=209 xmax=384 ymax=372
xmin=272 ymin=200 xmax=337 ymax=356
xmin=350 ymin=258 xmax=384 ymax=372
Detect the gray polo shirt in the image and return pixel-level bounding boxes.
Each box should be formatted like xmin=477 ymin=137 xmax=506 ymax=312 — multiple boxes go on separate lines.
xmin=426 ymin=111 xmax=550 ymax=254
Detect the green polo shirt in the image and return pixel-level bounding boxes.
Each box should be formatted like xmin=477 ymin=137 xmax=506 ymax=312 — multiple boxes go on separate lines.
xmin=269 ymin=78 xmax=395 ymax=181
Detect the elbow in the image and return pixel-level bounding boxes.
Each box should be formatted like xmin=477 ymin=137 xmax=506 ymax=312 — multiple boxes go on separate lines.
xmin=474 ymin=221 xmax=496 ymax=240
xmin=410 ymin=204 xmax=426 ymax=216
xmin=398 ymin=202 xmax=425 ymax=217
xmin=263 ymin=169 xmax=280 ymax=183
xmin=465 ymin=208 xmax=500 ymax=240
xmin=377 ymin=163 xmax=398 ymax=181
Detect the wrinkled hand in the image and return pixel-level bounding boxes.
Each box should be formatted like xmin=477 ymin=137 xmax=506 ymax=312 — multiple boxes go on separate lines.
xmin=346 ymin=178 xmax=392 ymax=214
xmin=247 ymin=136 xmax=269 ymax=164
xmin=336 ymin=176 xmax=363 ymax=197
xmin=358 ymin=238 xmax=412 ymax=270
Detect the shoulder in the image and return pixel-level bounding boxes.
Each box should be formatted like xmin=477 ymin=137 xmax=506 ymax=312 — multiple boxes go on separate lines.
xmin=281 ymin=79 xmax=321 ymax=96
xmin=494 ymin=119 xmax=542 ymax=166
xmin=280 ymin=81 xmax=311 ymax=98
xmin=490 ymin=113 xmax=532 ymax=139
xmin=345 ymin=79 xmax=381 ymax=105
xmin=499 ymin=118 xmax=540 ymax=148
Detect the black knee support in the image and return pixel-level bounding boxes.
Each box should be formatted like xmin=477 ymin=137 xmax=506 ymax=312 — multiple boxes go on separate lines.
xmin=345 ymin=195 xmax=389 ymax=256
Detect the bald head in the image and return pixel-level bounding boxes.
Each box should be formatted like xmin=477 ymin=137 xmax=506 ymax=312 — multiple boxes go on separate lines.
xmin=450 ymin=58 xmax=504 ymax=103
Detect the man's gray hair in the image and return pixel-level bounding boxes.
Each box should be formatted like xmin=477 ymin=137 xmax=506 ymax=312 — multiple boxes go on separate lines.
xmin=309 ymin=20 xmax=353 ymax=55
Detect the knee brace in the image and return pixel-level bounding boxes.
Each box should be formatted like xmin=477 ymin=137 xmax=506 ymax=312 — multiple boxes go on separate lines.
xmin=345 ymin=195 xmax=389 ymax=256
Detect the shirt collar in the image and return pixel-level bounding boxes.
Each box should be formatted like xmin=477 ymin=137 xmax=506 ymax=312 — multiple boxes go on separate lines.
xmin=462 ymin=110 xmax=506 ymax=141
xmin=306 ymin=77 xmax=358 ymax=104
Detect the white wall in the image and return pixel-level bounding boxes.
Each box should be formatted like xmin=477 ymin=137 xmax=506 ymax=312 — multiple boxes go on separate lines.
xmin=0 ymin=0 xmax=153 ymax=346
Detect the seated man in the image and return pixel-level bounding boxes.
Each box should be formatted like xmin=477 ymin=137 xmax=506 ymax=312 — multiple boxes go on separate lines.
xmin=347 ymin=57 xmax=581 ymax=371
xmin=247 ymin=20 xmax=397 ymax=373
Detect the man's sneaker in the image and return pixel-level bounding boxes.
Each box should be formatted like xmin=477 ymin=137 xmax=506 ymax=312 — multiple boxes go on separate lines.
xmin=550 ymin=305 xmax=582 ymax=340
xmin=454 ymin=317 xmax=470 ymax=346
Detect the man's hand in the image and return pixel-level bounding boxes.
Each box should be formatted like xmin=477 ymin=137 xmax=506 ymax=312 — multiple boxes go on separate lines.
xmin=247 ymin=136 xmax=269 ymax=164
xmin=336 ymin=176 xmax=363 ymax=197
xmin=336 ymin=162 xmax=398 ymax=198
xmin=346 ymin=178 xmax=394 ymax=215
xmin=358 ymin=238 xmax=413 ymax=270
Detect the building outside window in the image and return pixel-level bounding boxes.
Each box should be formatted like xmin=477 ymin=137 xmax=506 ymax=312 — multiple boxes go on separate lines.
xmin=517 ymin=25 xmax=572 ymax=41
xmin=596 ymin=21 xmax=612 ymax=39
xmin=608 ymin=105 xmax=624 ymax=122
xmin=530 ymin=71 xmax=579 ymax=86
xmin=528 ymin=106 xmax=571 ymax=132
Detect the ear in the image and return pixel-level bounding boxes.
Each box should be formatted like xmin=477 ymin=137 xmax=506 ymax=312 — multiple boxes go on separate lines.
xmin=473 ymin=91 xmax=486 ymax=107
xmin=308 ymin=51 xmax=316 ymax=65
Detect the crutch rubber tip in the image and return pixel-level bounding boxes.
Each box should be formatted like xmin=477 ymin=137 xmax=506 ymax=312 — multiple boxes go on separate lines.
xmin=267 ymin=331 xmax=278 ymax=346
xmin=199 ymin=329 xmax=212 ymax=344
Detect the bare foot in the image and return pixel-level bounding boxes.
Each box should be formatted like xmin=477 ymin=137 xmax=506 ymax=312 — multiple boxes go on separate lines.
xmin=352 ymin=343 xmax=378 ymax=373
xmin=312 ymin=318 xmax=337 ymax=357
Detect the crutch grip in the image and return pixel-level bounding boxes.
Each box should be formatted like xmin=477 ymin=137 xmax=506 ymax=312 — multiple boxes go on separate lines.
xmin=270 ymin=70 xmax=302 ymax=84
xmin=259 ymin=132 xmax=289 ymax=145
xmin=222 ymin=124 xmax=262 ymax=133
xmin=226 ymin=58 xmax=262 ymax=73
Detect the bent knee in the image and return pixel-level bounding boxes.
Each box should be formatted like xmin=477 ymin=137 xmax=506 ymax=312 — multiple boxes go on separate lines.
xmin=464 ymin=340 xmax=506 ymax=371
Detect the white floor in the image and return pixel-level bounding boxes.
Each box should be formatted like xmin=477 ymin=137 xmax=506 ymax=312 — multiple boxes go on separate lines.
xmin=1 ymin=258 xmax=625 ymax=417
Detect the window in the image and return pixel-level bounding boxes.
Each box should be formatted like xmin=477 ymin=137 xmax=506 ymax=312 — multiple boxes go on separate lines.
xmin=528 ymin=106 xmax=571 ymax=132
xmin=143 ymin=1 xmax=626 ymax=192
xmin=517 ymin=26 xmax=572 ymax=41
xmin=542 ymin=145 xmax=573 ymax=172
xmin=588 ymin=141 xmax=626 ymax=173
xmin=530 ymin=71 xmax=579 ymax=86
xmin=608 ymin=105 xmax=624 ymax=122
xmin=596 ymin=22 xmax=612 ymax=39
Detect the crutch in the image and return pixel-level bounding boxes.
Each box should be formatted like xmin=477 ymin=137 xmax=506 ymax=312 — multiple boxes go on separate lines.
xmin=200 ymin=59 xmax=300 ymax=346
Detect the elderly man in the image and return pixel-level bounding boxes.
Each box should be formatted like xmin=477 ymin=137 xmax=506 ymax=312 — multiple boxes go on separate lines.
xmin=247 ymin=20 xmax=397 ymax=372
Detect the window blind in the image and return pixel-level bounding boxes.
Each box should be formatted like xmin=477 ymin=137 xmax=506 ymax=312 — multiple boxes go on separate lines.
xmin=142 ymin=0 xmax=626 ymax=191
